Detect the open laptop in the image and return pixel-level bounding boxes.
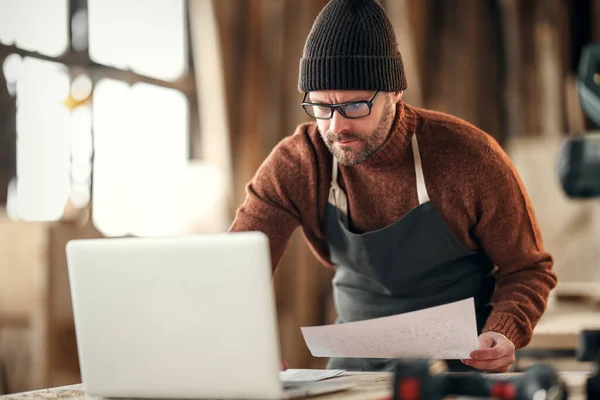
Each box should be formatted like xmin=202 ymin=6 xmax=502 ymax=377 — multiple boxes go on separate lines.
xmin=65 ymin=231 xmax=354 ymax=399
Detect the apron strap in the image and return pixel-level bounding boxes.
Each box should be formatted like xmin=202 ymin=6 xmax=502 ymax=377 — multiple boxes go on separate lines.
xmin=329 ymin=156 xmax=349 ymax=228
xmin=328 ymin=133 xmax=430 ymax=227
xmin=411 ymin=133 xmax=430 ymax=205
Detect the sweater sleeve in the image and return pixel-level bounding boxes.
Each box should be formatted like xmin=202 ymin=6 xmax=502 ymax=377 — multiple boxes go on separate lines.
xmin=228 ymin=134 xmax=309 ymax=272
xmin=473 ymin=141 xmax=557 ymax=349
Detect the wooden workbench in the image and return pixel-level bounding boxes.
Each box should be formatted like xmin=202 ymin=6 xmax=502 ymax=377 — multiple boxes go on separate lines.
xmin=0 ymin=371 xmax=590 ymax=400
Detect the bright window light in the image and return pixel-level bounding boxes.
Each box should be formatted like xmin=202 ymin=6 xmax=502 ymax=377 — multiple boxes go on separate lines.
xmin=92 ymin=79 xmax=189 ymax=237
xmin=0 ymin=0 xmax=69 ymax=57
xmin=3 ymin=53 xmax=22 ymax=84
xmin=69 ymin=105 xmax=93 ymax=208
xmin=2 ymin=53 xmax=22 ymax=96
xmin=88 ymin=0 xmax=187 ymax=81
xmin=14 ymin=57 xmax=71 ymax=221
xmin=6 ymin=177 xmax=18 ymax=221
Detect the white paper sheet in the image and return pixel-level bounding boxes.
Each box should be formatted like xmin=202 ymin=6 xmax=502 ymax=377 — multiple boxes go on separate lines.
xmin=280 ymin=369 xmax=346 ymax=383
xmin=300 ymin=298 xmax=479 ymax=359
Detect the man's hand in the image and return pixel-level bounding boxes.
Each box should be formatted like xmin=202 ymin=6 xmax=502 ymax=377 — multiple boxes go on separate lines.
xmin=461 ymin=331 xmax=516 ymax=372
xmin=281 ymin=359 xmax=288 ymax=371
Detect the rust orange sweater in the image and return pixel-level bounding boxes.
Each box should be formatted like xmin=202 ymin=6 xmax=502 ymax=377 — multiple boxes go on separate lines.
xmin=229 ymin=101 xmax=557 ymax=349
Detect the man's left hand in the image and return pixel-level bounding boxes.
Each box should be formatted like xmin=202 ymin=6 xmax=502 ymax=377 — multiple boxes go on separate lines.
xmin=461 ymin=331 xmax=516 ymax=372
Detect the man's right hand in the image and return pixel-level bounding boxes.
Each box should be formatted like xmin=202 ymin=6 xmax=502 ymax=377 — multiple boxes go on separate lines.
xmin=281 ymin=359 xmax=288 ymax=371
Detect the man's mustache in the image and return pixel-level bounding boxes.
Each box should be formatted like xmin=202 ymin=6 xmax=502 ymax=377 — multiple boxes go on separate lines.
xmin=326 ymin=132 xmax=361 ymax=142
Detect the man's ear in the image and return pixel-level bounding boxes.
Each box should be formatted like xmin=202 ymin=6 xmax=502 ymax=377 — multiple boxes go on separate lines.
xmin=391 ymin=90 xmax=404 ymax=103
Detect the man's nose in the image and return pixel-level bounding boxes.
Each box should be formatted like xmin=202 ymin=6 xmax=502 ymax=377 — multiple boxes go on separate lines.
xmin=329 ymin=109 xmax=351 ymax=134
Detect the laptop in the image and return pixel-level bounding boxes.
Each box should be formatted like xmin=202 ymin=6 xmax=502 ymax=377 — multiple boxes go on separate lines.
xmin=65 ymin=231 xmax=355 ymax=399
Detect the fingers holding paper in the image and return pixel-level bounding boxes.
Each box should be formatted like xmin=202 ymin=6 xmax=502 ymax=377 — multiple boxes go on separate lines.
xmin=461 ymin=331 xmax=516 ymax=372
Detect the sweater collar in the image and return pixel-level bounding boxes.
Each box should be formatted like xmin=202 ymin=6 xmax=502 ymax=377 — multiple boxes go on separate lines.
xmin=353 ymin=100 xmax=418 ymax=169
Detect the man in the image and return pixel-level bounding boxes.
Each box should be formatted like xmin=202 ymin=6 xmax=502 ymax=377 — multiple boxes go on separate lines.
xmin=229 ymin=0 xmax=557 ymax=373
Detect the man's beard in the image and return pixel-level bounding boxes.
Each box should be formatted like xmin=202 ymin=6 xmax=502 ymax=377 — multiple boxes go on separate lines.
xmin=322 ymin=96 xmax=395 ymax=166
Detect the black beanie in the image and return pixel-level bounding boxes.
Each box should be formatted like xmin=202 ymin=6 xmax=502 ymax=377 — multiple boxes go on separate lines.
xmin=298 ymin=0 xmax=407 ymax=93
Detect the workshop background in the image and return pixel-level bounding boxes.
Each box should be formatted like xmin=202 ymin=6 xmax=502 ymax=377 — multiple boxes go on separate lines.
xmin=1 ymin=0 xmax=600 ymax=394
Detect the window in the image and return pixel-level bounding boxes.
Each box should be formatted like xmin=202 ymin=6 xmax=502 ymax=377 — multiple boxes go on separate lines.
xmin=69 ymin=100 xmax=93 ymax=209
xmin=88 ymin=0 xmax=187 ymax=81
xmin=0 ymin=0 xmax=69 ymax=57
xmin=1 ymin=1 xmax=200 ymax=236
xmin=11 ymin=57 xmax=71 ymax=221
xmin=92 ymin=79 xmax=189 ymax=236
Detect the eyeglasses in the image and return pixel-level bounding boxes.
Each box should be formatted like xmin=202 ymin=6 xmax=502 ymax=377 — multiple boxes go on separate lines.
xmin=301 ymin=91 xmax=380 ymax=120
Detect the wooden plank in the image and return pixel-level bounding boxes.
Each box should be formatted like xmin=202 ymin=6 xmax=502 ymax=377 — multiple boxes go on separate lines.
xmin=383 ymin=0 xmax=423 ymax=107
xmin=520 ymin=1 xmax=541 ymax=137
xmin=210 ymin=0 xmax=266 ymax=208
xmin=188 ymin=0 xmax=235 ymax=211
xmin=533 ymin=0 xmax=564 ymax=139
xmin=406 ymin=0 xmax=428 ymax=80
xmin=561 ymin=0 xmax=584 ymax=137
xmin=261 ymin=0 xmax=285 ymax=153
xmin=235 ymin=0 xmax=265 ymax=203
xmin=564 ymin=74 xmax=587 ymax=135
xmin=398 ymin=0 xmax=505 ymax=141
xmin=453 ymin=0 xmax=480 ymax=125
xmin=423 ymin=0 xmax=454 ymax=114
xmin=498 ymin=0 xmax=525 ymax=138
xmin=474 ymin=0 xmax=505 ymax=142
xmin=210 ymin=0 xmax=243 ymax=140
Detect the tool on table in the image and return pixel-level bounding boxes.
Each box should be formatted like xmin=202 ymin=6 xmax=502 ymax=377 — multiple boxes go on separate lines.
xmin=577 ymin=329 xmax=600 ymax=399
xmin=390 ymin=359 xmax=568 ymax=400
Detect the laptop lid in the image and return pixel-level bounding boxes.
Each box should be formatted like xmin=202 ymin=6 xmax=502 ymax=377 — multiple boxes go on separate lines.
xmin=66 ymin=231 xmax=284 ymax=399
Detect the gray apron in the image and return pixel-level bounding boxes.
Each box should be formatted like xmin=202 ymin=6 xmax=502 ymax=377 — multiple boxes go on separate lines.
xmin=323 ymin=132 xmax=495 ymax=372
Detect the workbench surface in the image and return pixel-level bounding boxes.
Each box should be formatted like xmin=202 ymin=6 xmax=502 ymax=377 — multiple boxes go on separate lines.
xmin=0 ymin=371 xmax=590 ymax=400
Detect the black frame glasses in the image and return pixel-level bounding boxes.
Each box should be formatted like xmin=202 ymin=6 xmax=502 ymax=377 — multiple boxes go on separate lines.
xmin=301 ymin=91 xmax=380 ymax=120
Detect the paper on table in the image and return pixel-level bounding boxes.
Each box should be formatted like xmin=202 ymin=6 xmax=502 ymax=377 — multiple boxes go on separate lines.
xmin=300 ymin=297 xmax=479 ymax=359
xmin=280 ymin=369 xmax=346 ymax=383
